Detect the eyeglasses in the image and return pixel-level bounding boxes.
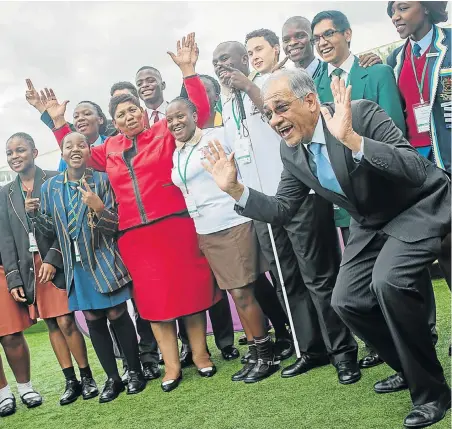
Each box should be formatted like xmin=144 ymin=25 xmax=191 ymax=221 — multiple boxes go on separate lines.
xmin=262 ymin=97 xmax=303 ymax=122
xmin=311 ymin=29 xmax=343 ymax=45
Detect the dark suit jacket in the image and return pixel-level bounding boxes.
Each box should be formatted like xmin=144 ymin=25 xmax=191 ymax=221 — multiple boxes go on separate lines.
xmin=236 ymin=100 xmax=451 ymax=266
xmin=387 ymin=25 xmax=451 ymax=173
xmin=0 ymin=167 xmax=65 ymax=304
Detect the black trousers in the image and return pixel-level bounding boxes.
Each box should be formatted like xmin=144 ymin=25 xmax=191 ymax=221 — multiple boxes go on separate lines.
xmin=255 ymin=194 xmax=357 ymax=363
xmin=179 ymin=290 xmax=234 ymax=351
xmin=332 ymin=231 xmax=449 ymax=405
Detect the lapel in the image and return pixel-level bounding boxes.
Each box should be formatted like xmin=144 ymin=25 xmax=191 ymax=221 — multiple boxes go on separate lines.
xmin=52 ymin=174 xmax=68 ymax=231
xmin=73 ymin=169 xmax=95 ymax=238
xmin=348 ymin=57 xmax=368 ymax=100
xmin=8 ymin=176 xmax=28 ymax=233
xmin=393 ymin=41 xmax=408 ymax=84
xmin=428 ymin=25 xmax=448 ymax=107
xmin=316 ymin=62 xmax=333 ymax=101
xmin=322 ymin=114 xmax=359 ymax=209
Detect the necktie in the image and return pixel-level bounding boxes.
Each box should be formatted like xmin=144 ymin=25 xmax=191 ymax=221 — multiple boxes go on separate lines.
xmin=331 ymin=68 xmax=343 ymax=79
xmin=412 ymin=43 xmax=421 ymax=58
xmin=153 ymin=111 xmax=160 ymax=124
xmin=308 ymin=142 xmax=345 ymax=195
xmin=67 ymin=181 xmax=79 ymax=239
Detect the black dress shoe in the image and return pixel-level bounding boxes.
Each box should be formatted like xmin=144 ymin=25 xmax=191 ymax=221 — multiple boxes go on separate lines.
xmin=403 ymin=393 xmax=451 ymax=428
xmin=335 ymin=360 xmax=361 ymax=385
xmin=221 ymin=345 xmax=239 ymax=361
xmin=161 ymin=373 xmax=182 ymax=393
xmin=99 ymin=378 xmax=125 ymax=403
xmin=243 ymin=359 xmax=280 ymax=384
xmin=281 ymin=354 xmax=330 ymax=378
xmin=121 ymin=368 xmax=129 ymax=385
xmin=231 ymin=362 xmax=255 ymax=382
xmin=60 ymin=379 xmax=82 ymax=405
xmin=359 ymin=351 xmax=384 ymax=369
xmin=180 ymin=346 xmax=194 ymax=369
xmin=81 ymin=376 xmax=98 ymax=400
xmin=374 ymin=372 xmax=408 ymax=394
xmin=197 ymin=365 xmax=217 ymax=378
xmin=126 ymin=370 xmax=146 ymax=395
xmin=241 ymin=350 xmax=252 ymax=364
xmin=238 ymin=334 xmax=247 ymax=346
xmin=142 ymin=362 xmax=161 ymax=381
xmin=274 ymin=338 xmax=294 ymax=361
xmin=20 ymin=391 xmax=43 ymax=408
xmin=0 ymin=397 xmax=16 ymax=417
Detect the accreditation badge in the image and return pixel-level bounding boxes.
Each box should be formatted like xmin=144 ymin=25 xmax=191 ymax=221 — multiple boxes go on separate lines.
xmin=184 ymin=192 xmax=200 ymax=218
xmin=28 ymin=232 xmax=38 ymax=253
xmin=234 ymin=137 xmax=252 ymax=165
xmin=73 ymin=241 xmax=82 ymax=262
xmin=412 ymin=102 xmax=431 ymax=133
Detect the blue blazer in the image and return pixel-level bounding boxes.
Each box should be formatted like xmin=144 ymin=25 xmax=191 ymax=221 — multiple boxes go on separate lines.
xmin=387 ymin=25 xmax=451 ymax=173
xmin=34 ymin=169 xmax=131 ymax=294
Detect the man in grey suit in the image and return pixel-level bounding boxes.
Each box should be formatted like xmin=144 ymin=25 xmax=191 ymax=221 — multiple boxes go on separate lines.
xmin=203 ymin=71 xmax=451 ymax=429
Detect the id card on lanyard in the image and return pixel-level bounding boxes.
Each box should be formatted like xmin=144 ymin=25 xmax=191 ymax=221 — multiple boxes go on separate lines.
xmin=411 ymin=47 xmax=431 ymax=133
xmin=231 ymin=94 xmax=252 ymax=165
xmin=178 ymin=145 xmax=200 ymax=218
xmin=28 ymin=232 xmax=38 ymax=253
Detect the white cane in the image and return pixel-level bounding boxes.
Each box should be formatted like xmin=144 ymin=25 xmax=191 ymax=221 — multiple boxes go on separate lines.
xmin=234 ymin=91 xmax=301 ymax=359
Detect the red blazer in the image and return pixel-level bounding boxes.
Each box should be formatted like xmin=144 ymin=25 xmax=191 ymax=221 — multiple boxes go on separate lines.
xmin=53 ymin=75 xmax=210 ymax=231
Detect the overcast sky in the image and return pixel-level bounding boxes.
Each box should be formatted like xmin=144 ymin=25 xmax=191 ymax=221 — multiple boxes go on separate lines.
xmin=0 ymin=1 xmax=449 ymax=167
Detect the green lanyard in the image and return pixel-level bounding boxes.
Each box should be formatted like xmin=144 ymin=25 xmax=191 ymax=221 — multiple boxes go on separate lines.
xmin=231 ymin=92 xmax=246 ymax=133
xmin=19 ymin=179 xmax=34 ymax=231
xmin=177 ymin=145 xmax=197 ymax=194
xmin=410 ymin=46 xmax=431 ymax=104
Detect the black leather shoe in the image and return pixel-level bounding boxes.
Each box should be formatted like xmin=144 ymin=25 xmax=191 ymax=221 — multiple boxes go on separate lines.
xmin=0 ymin=397 xmax=16 ymax=417
xmin=231 ymin=362 xmax=255 ymax=382
xmin=281 ymin=354 xmax=329 ymax=378
xmin=241 ymin=350 xmax=252 ymax=364
xmin=403 ymin=393 xmax=451 ymax=428
xmin=335 ymin=360 xmax=361 ymax=385
xmin=374 ymin=372 xmax=408 ymax=394
xmin=359 ymin=351 xmax=384 ymax=369
xmin=197 ymin=365 xmax=217 ymax=378
xmin=81 ymin=376 xmax=98 ymax=400
xmin=274 ymin=338 xmax=294 ymax=361
xmin=180 ymin=345 xmax=194 ymax=369
xmin=60 ymin=379 xmax=82 ymax=406
xmin=161 ymin=373 xmax=182 ymax=392
xmin=121 ymin=368 xmax=129 ymax=385
xmin=142 ymin=362 xmax=161 ymax=381
xmin=221 ymin=345 xmax=239 ymax=361
xmin=238 ymin=334 xmax=247 ymax=345
xmin=126 ymin=370 xmax=146 ymax=394
xmin=20 ymin=391 xmax=43 ymax=408
xmin=99 ymin=378 xmax=125 ymax=403
xmin=243 ymin=359 xmax=280 ymax=383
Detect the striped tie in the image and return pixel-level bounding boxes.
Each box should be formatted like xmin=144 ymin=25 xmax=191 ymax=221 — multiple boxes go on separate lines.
xmin=67 ymin=181 xmax=79 ymax=239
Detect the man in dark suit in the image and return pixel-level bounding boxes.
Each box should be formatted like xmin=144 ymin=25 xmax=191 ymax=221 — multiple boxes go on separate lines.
xmin=203 ymin=70 xmax=451 ymax=428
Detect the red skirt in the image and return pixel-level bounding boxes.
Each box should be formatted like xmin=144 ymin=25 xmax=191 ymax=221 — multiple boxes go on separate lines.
xmin=118 ymin=216 xmax=220 ymax=321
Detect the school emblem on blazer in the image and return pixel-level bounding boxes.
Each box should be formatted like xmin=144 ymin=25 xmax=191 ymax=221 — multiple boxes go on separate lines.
xmin=439 ymin=73 xmax=451 ymax=102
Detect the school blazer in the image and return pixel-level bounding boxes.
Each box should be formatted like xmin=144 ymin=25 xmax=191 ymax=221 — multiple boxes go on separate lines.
xmin=387 ymin=25 xmax=451 ymax=173
xmin=34 ymin=169 xmax=131 ymax=294
xmin=315 ymin=56 xmax=407 ymax=136
xmin=0 ymin=168 xmax=65 ymax=304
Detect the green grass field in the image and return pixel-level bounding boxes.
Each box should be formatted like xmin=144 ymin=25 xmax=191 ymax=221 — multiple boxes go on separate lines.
xmin=3 ymin=280 xmax=451 ymax=429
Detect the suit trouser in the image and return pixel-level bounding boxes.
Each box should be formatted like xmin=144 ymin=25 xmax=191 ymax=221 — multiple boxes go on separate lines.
xmin=439 ymin=232 xmax=451 ymax=289
xmin=332 ymin=231 xmax=449 ymax=405
xmin=255 ymin=194 xmax=358 ymax=364
xmin=179 ymin=290 xmax=234 ymax=351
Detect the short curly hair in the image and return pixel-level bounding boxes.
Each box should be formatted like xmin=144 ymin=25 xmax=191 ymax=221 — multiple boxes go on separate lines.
xmin=245 ymin=28 xmax=279 ymax=47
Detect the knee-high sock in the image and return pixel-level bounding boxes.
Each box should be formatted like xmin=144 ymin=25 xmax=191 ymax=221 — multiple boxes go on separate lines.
xmin=109 ymin=312 xmax=141 ymax=373
xmin=86 ymin=318 xmax=120 ymax=381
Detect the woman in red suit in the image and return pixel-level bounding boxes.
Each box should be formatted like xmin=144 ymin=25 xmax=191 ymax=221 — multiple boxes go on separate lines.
xmin=38 ymin=33 xmax=220 ymax=392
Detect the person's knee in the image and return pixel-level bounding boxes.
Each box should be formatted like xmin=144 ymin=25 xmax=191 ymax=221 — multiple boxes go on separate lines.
xmin=44 ymin=317 xmax=60 ymax=333
xmin=231 ymin=288 xmax=254 ymax=309
xmin=371 ymin=270 xmax=395 ymax=298
xmin=56 ymin=314 xmax=78 ymax=336
xmin=1 ymin=333 xmax=24 ymax=350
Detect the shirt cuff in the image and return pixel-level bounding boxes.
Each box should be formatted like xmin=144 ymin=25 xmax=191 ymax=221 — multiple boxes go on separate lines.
xmin=236 ymin=186 xmax=250 ymax=208
xmin=352 ymin=137 xmax=365 ymax=162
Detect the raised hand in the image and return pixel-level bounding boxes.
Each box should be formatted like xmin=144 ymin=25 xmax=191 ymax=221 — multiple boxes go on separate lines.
xmin=202 ymin=140 xmax=244 ymax=200
xmin=78 ymin=178 xmax=105 ymax=214
xmin=25 ymin=79 xmax=45 ymax=113
xmin=39 ymin=88 xmax=69 ymax=121
xmin=24 ymin=188 xmax=40 ymax=213
xmin=320 ymin=76 xmax=361 ymax=153
xmin=168 ymin=32 xmax=198 ymax=75
xmin=219 ymin=65 xmax=251 ymax=91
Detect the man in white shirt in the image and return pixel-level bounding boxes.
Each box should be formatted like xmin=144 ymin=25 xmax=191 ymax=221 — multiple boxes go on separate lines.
xmin=212 ymin=41 xmax=360 ymax=384
xmin=245 ymin=28 xmax=280 ymax=76
xmin=135 ymin=66 xmax=168 ymax=126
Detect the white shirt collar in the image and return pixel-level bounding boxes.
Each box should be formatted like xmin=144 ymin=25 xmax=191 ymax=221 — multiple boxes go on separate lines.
xmin=91 ymin=135 xmax=103 ymax=147
xmin=148 ymin=100 xmax=168 ymax=117
xmin=328 ymin=52 xmax=355 ymax=77
xmin=410 ymin=27 xmax=434 ymax=56
xmin=305 ymin=57 xmax=321 ymax=78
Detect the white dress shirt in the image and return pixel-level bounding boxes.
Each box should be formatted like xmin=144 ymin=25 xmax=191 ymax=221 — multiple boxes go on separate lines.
xmin=305 ymin=57 xmax=321 ymax=78
xmin=147 ymin=100 xmax=168 ymax=126
xmin=409 ymin=27 xmax=434 ymax=56
xmin=327 ymin=53 xmax=355 ymax=85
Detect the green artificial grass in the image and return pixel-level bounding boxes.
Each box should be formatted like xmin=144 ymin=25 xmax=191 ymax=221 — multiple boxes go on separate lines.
xmin=2 ymin=280 xmax=450 ymax=429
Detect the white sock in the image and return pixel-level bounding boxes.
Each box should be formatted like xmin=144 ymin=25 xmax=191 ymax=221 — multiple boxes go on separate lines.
xmin=0 ymin=384 xmax=13 ymax=402
xmin=17 ymin=381 xmax=38 ymax=399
